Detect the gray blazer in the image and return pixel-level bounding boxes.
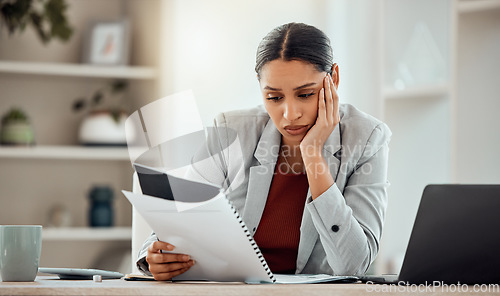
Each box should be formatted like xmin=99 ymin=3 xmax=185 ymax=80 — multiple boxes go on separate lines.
xmin=137 ymin=103 xmax=391 ymax=276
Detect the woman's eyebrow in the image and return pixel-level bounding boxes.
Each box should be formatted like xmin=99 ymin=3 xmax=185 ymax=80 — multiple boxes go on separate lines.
xmin=293 ymin=82 xmax=317 ymax=90
xmin=264 ymin=82 xmax=317 ymax=91
xmin=264 ymin=85 xmax=281 ymax=91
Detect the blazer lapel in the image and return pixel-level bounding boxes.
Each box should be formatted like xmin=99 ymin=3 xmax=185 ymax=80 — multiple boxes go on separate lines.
xmin=240 ymin=116 xmax=343 ymax=271
xmin=296 ymin=123 xmax=342 ymax=273
xmin=242 ymin=119 xmax=281 ymax=235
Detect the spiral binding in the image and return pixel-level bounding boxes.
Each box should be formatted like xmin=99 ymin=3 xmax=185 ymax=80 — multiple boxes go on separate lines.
xmin=226 ymin=199 xmax=276 ymax=283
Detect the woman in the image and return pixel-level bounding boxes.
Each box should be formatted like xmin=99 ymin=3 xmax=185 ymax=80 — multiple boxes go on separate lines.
xmin=137 ymin=22 xmax=391 ymax=280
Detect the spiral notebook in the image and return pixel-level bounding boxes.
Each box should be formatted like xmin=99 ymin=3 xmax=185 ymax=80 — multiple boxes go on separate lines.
xmin=122 ymin=164 xmax=357 ymax=284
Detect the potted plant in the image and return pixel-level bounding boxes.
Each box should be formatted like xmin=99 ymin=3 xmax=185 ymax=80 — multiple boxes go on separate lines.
xmin=72 ymin=80 xmax=129 ymax=146
xmin=0 ymin=107 xmax=35 ymax=145
xmin=0 ymin=0 xmax=73 ymax=44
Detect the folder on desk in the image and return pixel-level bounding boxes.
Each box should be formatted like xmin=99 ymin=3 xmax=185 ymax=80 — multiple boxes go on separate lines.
xmin=122 ymin=164 xmax=357 ymax=284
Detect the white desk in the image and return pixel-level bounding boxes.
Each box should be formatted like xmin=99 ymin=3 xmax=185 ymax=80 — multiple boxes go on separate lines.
xmin=0 ymin=276 xmax=499 ymax=296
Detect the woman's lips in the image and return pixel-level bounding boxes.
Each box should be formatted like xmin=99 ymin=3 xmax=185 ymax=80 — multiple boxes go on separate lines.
xmin=284 ymin=125 xmax=309 ymax=136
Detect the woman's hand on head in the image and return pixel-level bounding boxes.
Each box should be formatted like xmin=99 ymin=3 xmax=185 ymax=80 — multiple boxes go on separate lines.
xmin=146 ymin=240 xmax=195 ymax=281
xmin=300 ymin=73 xmax=340 ymax=156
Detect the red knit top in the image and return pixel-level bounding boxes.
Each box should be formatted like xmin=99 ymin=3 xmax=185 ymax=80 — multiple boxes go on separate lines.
xmin=252 ymin=161 xmax=309 ymax=274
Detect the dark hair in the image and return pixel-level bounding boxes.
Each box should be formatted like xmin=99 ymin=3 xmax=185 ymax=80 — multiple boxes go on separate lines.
xmin=255 ymin=22 xmax=334 ymax=79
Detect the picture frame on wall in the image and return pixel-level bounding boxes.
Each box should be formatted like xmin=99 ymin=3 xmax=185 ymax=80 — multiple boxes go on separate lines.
xmin=83 ymin=20 xmax=130 ymax=65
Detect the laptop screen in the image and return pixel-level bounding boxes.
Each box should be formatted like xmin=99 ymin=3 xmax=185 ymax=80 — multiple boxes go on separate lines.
xmin=399 ymin=184 xmax=500 ymax=284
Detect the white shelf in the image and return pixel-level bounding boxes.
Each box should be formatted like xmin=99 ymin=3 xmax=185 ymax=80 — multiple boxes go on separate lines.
xmin=0 ymin=145 xmax=132 ymax=161
xmin=0 ymin=61 xmax=157 ymax=80
xmin=383 ymin=83 xmax=449 ymax=100
xmin=458 ymin=0 xmax=500 ymax=13
xmin=42 ymin=227 xmax=132 ymax=241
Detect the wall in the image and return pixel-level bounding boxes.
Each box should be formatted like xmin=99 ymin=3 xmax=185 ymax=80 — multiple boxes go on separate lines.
xmin=456 ymin=10 xmax=500 ymax=183
xmin=327 ymin=0 xmax=384 ymax=119
xmin=158 ymin=0 xmax=329 ymax=126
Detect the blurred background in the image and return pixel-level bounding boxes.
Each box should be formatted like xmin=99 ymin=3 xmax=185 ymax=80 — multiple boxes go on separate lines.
xmin=0 ymin=0 xmax=499 ymax=275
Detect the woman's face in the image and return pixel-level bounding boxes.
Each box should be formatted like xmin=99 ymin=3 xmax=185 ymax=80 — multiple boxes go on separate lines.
xmin=259 ymin=59 xmax=336 ymax=146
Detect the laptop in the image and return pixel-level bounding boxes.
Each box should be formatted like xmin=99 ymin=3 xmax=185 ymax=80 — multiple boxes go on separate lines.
xmin=361 ymin=184 xmax=500 ymax=285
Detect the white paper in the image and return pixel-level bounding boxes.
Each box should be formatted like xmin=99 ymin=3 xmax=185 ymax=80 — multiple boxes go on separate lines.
xmin=122 ymin=189 xmax=273 ymax=283
xmin=269 ymin=274 xmax=358 ymax=284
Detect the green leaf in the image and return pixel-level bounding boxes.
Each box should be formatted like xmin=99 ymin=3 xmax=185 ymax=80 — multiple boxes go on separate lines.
xmin=1 ymin=0 xmax=33 ymax=34
xmin=1 ymin=107 xmax=29 ymax=124
xmin=1 ymin=0 xmax=73 ymax=43
xmin=110 ymin=109 xmax=121 ymax=124
xmin=72 ymin=98 xmax=86 ymax=112
xmin=44 ymin=0 xmax=73 ymax=42
xmin=92 ymin=91 xmax=104 ymax=106
xmin=111 ymin=80 xmax=128 ymax=94
xmin=29 ymin=11 xmax=50 ymax=44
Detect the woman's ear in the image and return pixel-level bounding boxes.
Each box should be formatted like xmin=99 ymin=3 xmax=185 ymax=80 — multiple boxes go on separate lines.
xmin=331 ymin=63 xmax=339 ymax=89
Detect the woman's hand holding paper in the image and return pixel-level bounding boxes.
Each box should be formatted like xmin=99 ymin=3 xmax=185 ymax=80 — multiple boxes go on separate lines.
xmin=146 ymin=240 xmax=195 ymax=281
